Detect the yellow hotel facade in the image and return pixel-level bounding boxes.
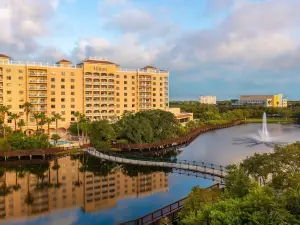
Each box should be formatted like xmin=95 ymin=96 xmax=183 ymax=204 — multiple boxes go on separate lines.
xmin=0 ymin=54 xmax=169 ymax=134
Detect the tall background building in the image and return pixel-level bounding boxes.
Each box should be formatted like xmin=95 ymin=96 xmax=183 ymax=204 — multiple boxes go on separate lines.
xmin=199 ymin=96 xmax=216 ymax=104
xmin=0 ymin=54 xmax=169 ymax=135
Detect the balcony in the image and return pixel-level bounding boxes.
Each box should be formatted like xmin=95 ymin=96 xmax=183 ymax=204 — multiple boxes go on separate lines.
xmin=85 ymin=94 xmax=93 ymax=97
xmin=29 ymin=80 xmax=47 ymax=83
xmin=29 ymin=94 xmax=47 ymax=97
xmin=30 ymin=101 xmax=47 ymax=104
xmin=32 ymin=108 xmax=46 ymax=111
xmin=29 ymin=86 xmax=47 ymax=90
xmin=101 ymin=82 xmax=114 ymax=85
xmin=29 ymin=72 xmax=47 ymax=76
xmin=139 ymin=78 xmax=152 ymax=81
xmin=139 ymin=89 xmax=151 ymax=93
xmin=140 ymin=95 xmax=151 ymax=98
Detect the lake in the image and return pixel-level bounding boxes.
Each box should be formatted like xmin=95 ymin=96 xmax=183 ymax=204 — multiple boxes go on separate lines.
xmin=1 ymin=123 xmax=300 ymax=225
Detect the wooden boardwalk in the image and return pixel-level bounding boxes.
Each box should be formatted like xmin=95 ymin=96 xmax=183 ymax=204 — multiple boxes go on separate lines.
xmin=84 ymin=148 xmax=227 ymax=178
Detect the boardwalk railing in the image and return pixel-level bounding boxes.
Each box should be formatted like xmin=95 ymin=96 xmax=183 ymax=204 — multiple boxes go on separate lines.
xmin=120 ymin=183 xmax=221 ymax=225
xmin=84 ymin=148 xmax=227 ymax=179
xmin=112 ymin=121 xmax=242 ymax=150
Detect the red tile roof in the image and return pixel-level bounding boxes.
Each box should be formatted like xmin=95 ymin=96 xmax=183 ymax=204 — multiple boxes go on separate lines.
xmin=82 ymin=59 xmax=119 ymax=66
xmin=176 ymin=113 xmax=193 ymax=119
xmin=143 ymin=65 xmax=157 ymax=69
xmin=56 ymin=59 xmax=71 ymax=63
xmin=0 ymin=54 xmax=10 ymax=58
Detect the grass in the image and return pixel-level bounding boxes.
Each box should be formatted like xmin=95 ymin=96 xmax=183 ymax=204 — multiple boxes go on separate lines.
xmin=55 ymin=148 xmax=83 ymax=155
xmin=247 ymin=118 xmax=295 ymax=124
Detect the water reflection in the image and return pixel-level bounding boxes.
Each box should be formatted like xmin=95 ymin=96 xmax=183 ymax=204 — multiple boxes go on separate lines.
xmin=0 ymin=155 xmax=169 ymax=221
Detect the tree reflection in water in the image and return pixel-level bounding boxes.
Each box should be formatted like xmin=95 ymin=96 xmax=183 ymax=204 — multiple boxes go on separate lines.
xmin=232 ymin=137 xmax=288 ymax=148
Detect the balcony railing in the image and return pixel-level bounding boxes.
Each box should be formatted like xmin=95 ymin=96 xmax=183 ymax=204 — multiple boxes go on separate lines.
xmin=29 ymin=80 xmax=47 ymax=83
xmin=32 ymin=108 xmax=47 ymax=111
xmin=29 ymin=87 xmax=47 ymax=90
xmin=140 ymin=95 xmax=151 ymax=98
xmin=29 ymin=72 xmax=47 ymax=76
xmin=30 ymin=101 xmax=47 ymax=104
xmin=139 ymin=78 xmax=152 ymax=81
xmin=29 ymin=94 xmax=47 ymax=97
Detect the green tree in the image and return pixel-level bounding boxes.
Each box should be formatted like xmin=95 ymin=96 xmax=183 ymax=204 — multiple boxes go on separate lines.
xmin=52 ymin=113 xmax=62 ymax=134
xmin=74 ymin=111 xmax=82 ymax=143
xmin=9 ymin=113 xmax=20 ymax=131
xmin=45 ymin=116 xmax=53 ymax=136
xmin=17 ymin=119 xmax=25 ymax=132
xmin=33 ymin=113 xmax=40 ymax=131
xmin=0 ymin=106 xmax=9 ymax=137
xmin=38 ymin=112 xmax=46 ymax=131
xmin=51 ymin=134 xmax=61 ymax=147
xmin=89 ymin=120 xmax=115 ymax=148
xmin=22 ymin=102 xmax=33 ymax=133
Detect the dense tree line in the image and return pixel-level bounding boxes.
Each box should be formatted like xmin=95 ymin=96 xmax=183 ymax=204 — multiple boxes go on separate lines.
xmin=180 ymin=142 xmax=300 ymax=224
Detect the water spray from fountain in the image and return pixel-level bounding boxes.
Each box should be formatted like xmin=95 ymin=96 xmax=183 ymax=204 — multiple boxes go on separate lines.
xmin=259 ymin=112 xmax=270 ymax=142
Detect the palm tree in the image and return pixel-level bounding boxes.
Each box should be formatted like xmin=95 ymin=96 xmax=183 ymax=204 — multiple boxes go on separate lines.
xmin=33 ymin=113 xmax=40 ymax=131
xmin=51 ymin=134 xmax=61 ymax=147
xmin=0 ymin=106 xmax=9 ymax=137
xmin=52 ymin=113 xmax=62 ymax=134
xmin=38 ymin=113 xmax=46 ymax=132
xmin=74 ymin=111 xmax=81 ymax=143
xmin=45 ymin=117 xmax=54 ymax=136
xmin=23 ymin=102 xmax=33 ymax=133
xmin=9 ymin=113 xmax=20 ymax=131
xmin=17 ymin=119 xmax=25 ymax=132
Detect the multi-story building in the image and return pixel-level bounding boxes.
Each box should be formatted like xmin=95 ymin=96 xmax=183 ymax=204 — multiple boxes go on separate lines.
xmin=232 ymin=94 xmax=287 ymax=107
xmin=0 ymin=54 xmax=169 ymax=134
xmin=199 ymin=96 xmax=216 ymax=104
xmin=0 ymin=156 xmax=169 ymax=220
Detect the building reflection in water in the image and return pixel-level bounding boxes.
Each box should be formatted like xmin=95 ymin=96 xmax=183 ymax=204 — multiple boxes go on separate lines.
xmin=0 ymin=155 xmax=169 ymax=220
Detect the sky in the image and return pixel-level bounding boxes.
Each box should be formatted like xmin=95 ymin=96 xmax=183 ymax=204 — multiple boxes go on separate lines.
xmin=1 ymin=0 xmax=300 ymax=100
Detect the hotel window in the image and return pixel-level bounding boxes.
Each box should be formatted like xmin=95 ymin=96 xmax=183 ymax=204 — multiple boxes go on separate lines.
xmin=51 ymin=78 xmax=55 ymax=82
xmin=19 ymin=84 xmax=23 ymax=87
xmin=19 ymin=91 xmax=23 ymax=94
xmin=61 ymin=78 xmax=65 ymax=82
xmin=116 ymin=81 xmax=120 ymax=84
xmin=153 ymin=104 xmax=156 ymax=107
xmin=71 ymin=118 xmax=75 ymax=121
xmin=71 ymin=92 xmax=75 ymax=95
xmin=116 ymin=93 xmax=120 ymax=96
xmin=61 ymin=118 xmax=66 ymax=121
xmin=132 ymin=76 xmax=135 ymax=79
xmin=61 ymin=92 xmax=65 ymax=95
xmin=160 ymin=77 xmax=162 ymax=80
xmin=61 ymin=111 xmax=66 ymax=115
xmin=153 ymin=93 xmax=156 ymax=96
xmin=6 ymin=76 xmax=11 ymax=80
xmin=153 ymin=88 xmax=156 ymax=91
xmin=61 ymin=98 xmax=65 ymax=102
xmin=18 ymin=76 xmax=23 ymax=80
xmin=116 ymin=104 xmax=120 ymax=108
xmin=132 ymin=93 xmax=135 ymax=96
xmin=124 ymin=93 xmax=127 ymax=96
xmin=61 ymin=72 xmax=65 ymax=75
xmin=61 ymin=85 xmax=65 ymax=89
xmin=116 ymin=87 xmax=120 ymax=90
xmin=71 ymin=98 xmax=75 ymax=102
xmin=124 ymin=75 xmax=127 ymax=79
xmin=116 ymin=98 xmax=120 ymax=102
xmin=71 ymin=79 xmax=75 ymax=82
xmin=132 ymin=99 xmax=135 ymax=102
xmin=124 ymin=81 xmax=127 ymax=84
xmin=51 ymin=98 xmax=55 ymax=102
xmin=160 ymin=104 xmax=163 ymax=107
xmin=7 ymin=91 xmax=11 ymax=94
xmin=116 ymin=75 xmax=120 ymax=78
xmin=71 ymin=105 xmax=75 ymax=108
xmin=160 ymin=83 xmax=163 ymax=86
xmin=51 ymin=91 xmax=55 ymax=95
xmin=71 ymin=72 xmax=74 ymax=76
xmin=6 ymin=69 xmax=11 ymax=73
xmin=124 ymin=87 xmax=127 ymax=90
xmin=51 ymin=105 xmax=55 ymax=108
xmin=7 ymin=119 xmax=12 ymax=123
xmin=18 ymin=69 xmax=23 ymax=73
xmin=124 ymin=104 xmax=127 ymax=108
xmin=62 ymin=105 xmax=65 ymax=108
xmin=153 ymin=82 xmax=156 ymax=85
xmin=51 ymin=85 xmax=55 ymax=88
xmin=153 ymin=77 xmax=156 ymax=80
xmin=71 ymin=85 xmax=75 ymax=89
xmin=132 ymin=104 xmax=135 ymax=107
xmin=124 ymin=99 xmax=127 ymax=102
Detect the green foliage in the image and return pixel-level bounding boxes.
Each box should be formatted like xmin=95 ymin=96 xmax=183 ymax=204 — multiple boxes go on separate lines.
xmin=6 ymin=133 xmax=51 ymax=150
xmin=0 ymin=139 xmax=10 ymax=151
xmin=89 ymin=120 xmax=116 ymax=148
xmin=180 ymin=142 xmax=300 ymax=224
xmin=51 ymin=134 xmax=61 ymax=147
xmin=116 ymin=110 xmax=181 ymax=143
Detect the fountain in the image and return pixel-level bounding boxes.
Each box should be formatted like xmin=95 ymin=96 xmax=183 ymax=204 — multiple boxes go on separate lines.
xmin=232 ymin=112 xmax=287 ymax=148
xmin=258 ymin=112 xmax=270 ymax=142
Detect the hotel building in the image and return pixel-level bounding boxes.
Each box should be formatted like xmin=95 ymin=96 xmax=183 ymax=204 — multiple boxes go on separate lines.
xmin=0 ymin=54 xmax=169 ymax=134
xmin=199 ymin=96 xmax=216 ymax=105
xmin=232 ymin=94 xmax=288 ymax=108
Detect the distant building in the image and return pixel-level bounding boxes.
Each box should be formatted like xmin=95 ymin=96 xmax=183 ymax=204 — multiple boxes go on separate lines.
xmin=168 ymin=108 xmax=193 ymax=124
xmin=232 ymin=94 xmax=287 ymax=108
xmin=199 ymin=96 xmax=216 ymax=104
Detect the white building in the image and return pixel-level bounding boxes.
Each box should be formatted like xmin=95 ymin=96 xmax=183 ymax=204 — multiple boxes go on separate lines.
xmin=199 ymin=96 xmax=216 ymax=104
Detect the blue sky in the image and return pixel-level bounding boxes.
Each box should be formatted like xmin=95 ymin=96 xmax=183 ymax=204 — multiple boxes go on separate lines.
xmin=1 ymin=0 xmax=300 ymax=100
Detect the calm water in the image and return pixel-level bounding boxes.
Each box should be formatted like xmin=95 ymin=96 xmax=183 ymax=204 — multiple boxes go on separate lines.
xmin=0 ymin=124 xmax=300 ymax=225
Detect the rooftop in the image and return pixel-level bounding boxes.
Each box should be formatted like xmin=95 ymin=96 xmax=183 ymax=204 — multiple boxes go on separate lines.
xmin=0 ymin=54 xmax=10 ymax=59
